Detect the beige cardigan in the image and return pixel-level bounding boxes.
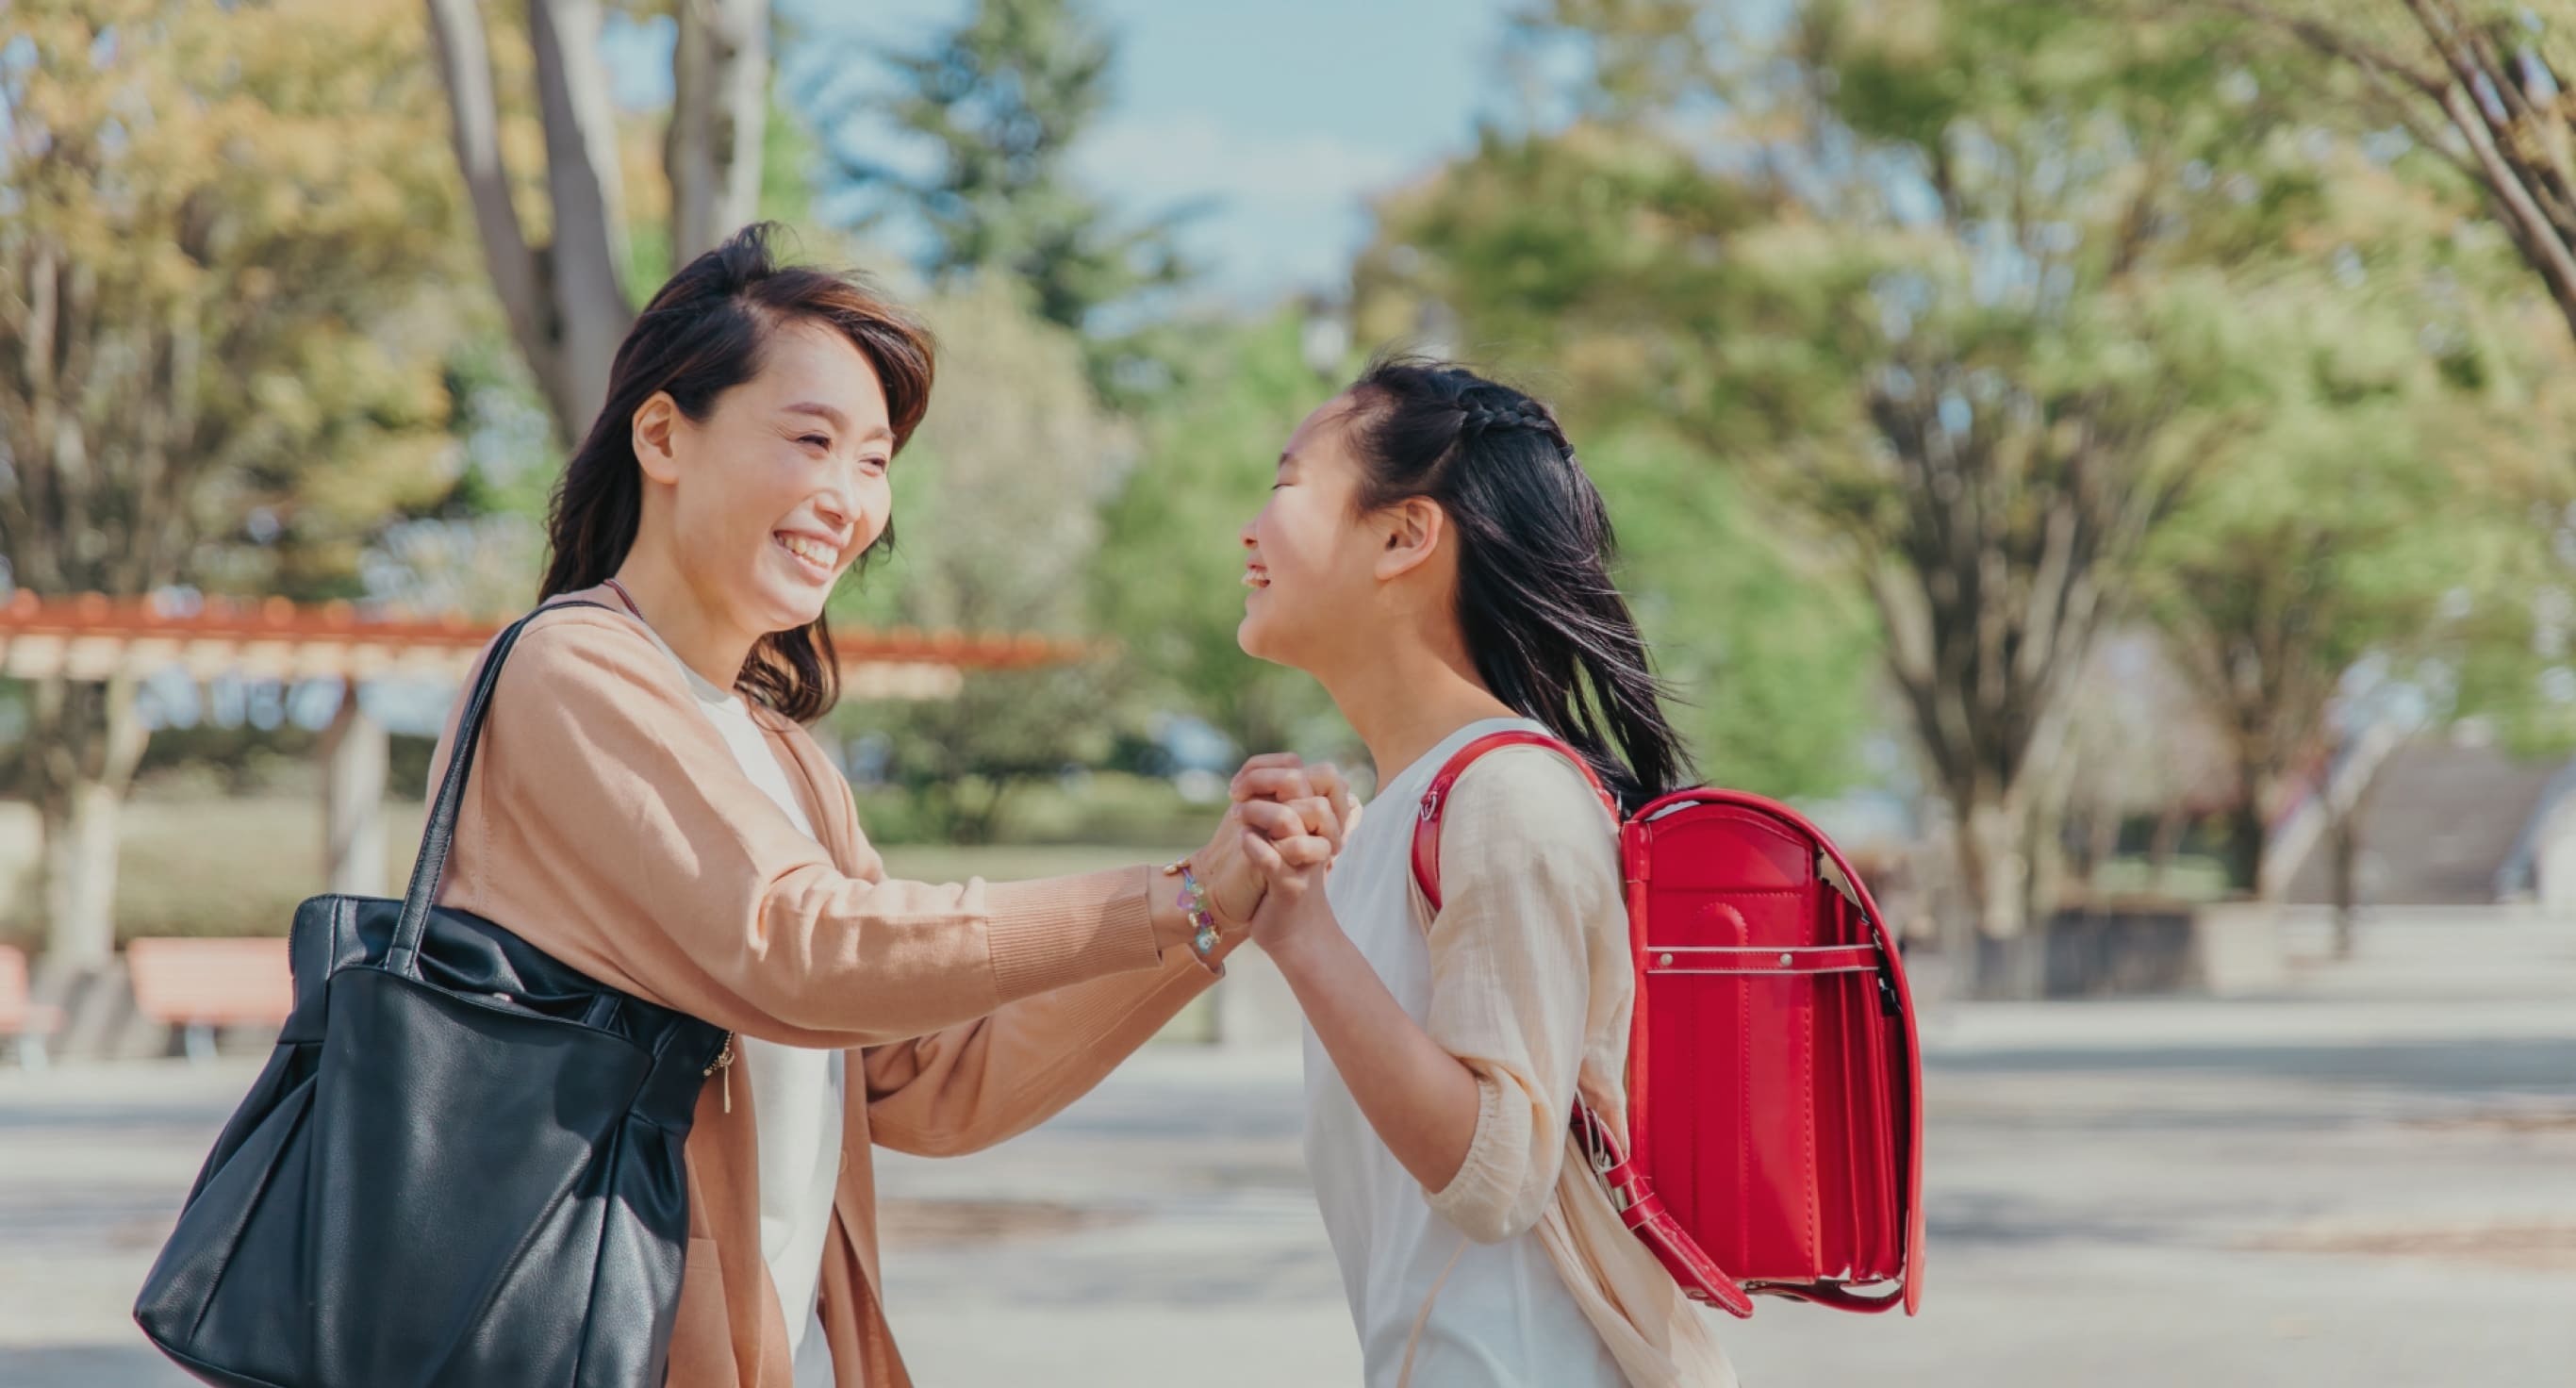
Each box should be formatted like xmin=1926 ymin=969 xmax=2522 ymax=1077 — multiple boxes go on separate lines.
xmin=428 ymin=590 xmax=1223 ymax=1386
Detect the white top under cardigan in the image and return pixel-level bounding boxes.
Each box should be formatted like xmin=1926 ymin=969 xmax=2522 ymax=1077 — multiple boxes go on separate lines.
xmin=631 ymin=618 xmax=841 ymax=1388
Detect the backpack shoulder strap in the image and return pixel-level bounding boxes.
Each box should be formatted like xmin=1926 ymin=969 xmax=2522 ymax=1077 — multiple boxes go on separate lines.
xmin=1410 ymin=730 xmax=1615 ymax=914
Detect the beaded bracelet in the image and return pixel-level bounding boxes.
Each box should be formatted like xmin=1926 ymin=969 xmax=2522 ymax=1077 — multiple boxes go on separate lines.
xmin=1162 ymin=858 xmax=1226 ymax=978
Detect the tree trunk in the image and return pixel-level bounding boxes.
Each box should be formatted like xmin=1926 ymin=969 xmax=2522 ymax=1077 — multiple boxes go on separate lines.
xmin=667 ymin=0 xmax=769 ymax=263
xmin=2147 ymin=803 xmax=2188 ymax=893
xmin=28 ymin=675 xmax=149 ymax=967
xmin=1952 ymin=786 xmax=2038 ymax=999
xmin=2081 ymin=800 xmax=2121 ymax=894
xmin=2019 ymin=796 xmax=2069 ymax=1001
xmin=2321 ymin=741 xmax=2399 ymax=962
xmin=2329 ymin=800 xmax=2361 ymax=960
xmin=322 ymin=685 xmax=389 ymax=898
xmin=41 ymin=780 xmax=125 ymax=967
xmin=427 ymin=0 xmax=647 ymax=440
xmin=2222 ymin=794 xmax=2266 ymax=900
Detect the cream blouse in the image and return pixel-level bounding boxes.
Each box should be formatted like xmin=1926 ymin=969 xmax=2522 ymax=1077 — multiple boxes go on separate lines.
xmin=1302 ymin=719 xmax=1739 ymax=1387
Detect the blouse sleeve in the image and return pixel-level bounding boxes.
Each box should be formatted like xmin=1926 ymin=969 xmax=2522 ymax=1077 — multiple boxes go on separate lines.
xmin=1417 ymin=748 xmax=1622 ymax=1244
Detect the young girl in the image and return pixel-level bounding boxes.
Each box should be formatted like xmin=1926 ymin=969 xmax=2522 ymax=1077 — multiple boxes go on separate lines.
xmin=1232 ymin=359 xmax=1739 ymax=1387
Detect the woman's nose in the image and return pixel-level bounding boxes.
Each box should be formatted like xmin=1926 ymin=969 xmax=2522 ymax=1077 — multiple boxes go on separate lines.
xmin=815 ymin=468 xmax=861 ymax=536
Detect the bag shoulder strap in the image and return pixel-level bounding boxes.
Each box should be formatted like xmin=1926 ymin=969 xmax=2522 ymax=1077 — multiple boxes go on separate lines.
xmin=387 ymin=598 xmax=611 ymax=978
xmin=1409 ymin=730 xmax=1615 ymax=914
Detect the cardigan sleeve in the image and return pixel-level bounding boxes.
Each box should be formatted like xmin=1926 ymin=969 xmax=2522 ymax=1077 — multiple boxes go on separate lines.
xmin=1418 ymin=748 xmax=1622 ymax=1244
xmin=827 ymin=750 xmax=1227 ymax=1155
xmin=859 ymin=945 xmax=1227 ymax=1156
xmin=439 ymin=607 xmax=1164 ymax=1048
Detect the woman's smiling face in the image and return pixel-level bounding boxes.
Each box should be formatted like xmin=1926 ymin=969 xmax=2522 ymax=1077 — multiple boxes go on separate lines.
xmin=642 ymin=320 xmax=894 ymax=635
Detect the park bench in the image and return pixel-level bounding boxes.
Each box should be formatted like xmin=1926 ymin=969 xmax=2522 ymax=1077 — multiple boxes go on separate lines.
xmin=0 ymin=945 xmax=65 ymax=1070
xmin=126 ymin=937 xmax=291 ymax=1063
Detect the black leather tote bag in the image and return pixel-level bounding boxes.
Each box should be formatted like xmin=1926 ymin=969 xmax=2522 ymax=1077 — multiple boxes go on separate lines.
xmin=135 ymin=601 xmax=731 ymax=1387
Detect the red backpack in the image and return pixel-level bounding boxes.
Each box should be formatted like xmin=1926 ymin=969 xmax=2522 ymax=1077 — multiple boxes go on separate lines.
xmin=1412 ymin=732 xmax=1925 ymax=1317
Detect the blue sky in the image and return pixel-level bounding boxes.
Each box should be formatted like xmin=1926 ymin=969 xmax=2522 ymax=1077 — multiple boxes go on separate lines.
xmin=608 ymin=0 xmax=1519 ymax=304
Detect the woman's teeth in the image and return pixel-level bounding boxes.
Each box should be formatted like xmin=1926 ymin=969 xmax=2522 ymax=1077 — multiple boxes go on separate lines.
xmin=779 ymin=534 xmax=837 ymax=568
xmin=1242 ymin=570 xmax=1269 ymax=588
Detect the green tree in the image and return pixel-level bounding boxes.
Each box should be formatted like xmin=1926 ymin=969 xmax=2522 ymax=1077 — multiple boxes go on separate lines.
xmin=1368 ymin=0 xmax=2435 ymax=988
xmin=1 ymin=0 xmax=474 ymax=964
xmin=2138 ymin=268 xmax=2570 ymax=901
xmin=808 ymin=0 xmax=1191 ymax=396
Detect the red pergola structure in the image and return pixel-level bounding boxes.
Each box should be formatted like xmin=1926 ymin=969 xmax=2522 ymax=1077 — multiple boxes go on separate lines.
xmin=0 ymin=591 xmax=1094 ymax=918
xmin=0 ymin=591 xmax=1087 ymax=693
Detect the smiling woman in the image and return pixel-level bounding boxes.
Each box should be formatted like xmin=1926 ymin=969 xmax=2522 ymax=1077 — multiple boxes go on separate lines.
xmin=540 ymin=231 xmax=933 ymax=721
xmin=382 ymin=224 xmax=1355 ymax=1387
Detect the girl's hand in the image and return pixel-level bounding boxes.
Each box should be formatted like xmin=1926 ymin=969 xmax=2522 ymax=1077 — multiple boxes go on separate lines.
xmin=1241 ymin=824 xmax=1337 ymax=967
xmin=1230 ymin=753 xmax=1362 ymax=839
xmin=1191 ymin=757 xmax=1350 ymax=928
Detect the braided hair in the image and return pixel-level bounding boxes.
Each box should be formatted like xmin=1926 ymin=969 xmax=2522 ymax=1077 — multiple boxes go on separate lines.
xmin=1341 ymin=356 xmax=1692 ymax=813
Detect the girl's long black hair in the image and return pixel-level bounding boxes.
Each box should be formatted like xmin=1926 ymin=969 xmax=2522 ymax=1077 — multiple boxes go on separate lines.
xmin=1343 ymin=356 xmax=1692 ymax=813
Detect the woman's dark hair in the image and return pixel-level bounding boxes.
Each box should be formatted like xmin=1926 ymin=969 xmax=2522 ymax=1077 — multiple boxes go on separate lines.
xmin=1342 ymin=355 xmax=1692 ymax=813
xmin=541 ymin=222 xmax=934 ymax=722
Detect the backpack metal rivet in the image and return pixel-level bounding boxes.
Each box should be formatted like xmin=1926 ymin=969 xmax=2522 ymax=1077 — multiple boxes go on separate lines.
xmin=1779 ymin=952 xmax=1793 ymax=966
xmin=1659 ymin=952 xmax=1674 ymax=967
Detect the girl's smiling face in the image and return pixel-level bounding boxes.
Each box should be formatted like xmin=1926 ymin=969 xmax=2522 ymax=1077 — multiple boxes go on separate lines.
xmin=1238 ymin=393 xmax=1381 ymax=670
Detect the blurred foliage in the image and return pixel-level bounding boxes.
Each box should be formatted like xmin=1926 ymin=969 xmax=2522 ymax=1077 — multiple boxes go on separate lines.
xmin=1366 ymin=0 xmax=2576 ymax=955
xmin=0 ymin=0 xmax=473 ymax=603
xmin=826 ymin=277 xmax=1133 ymax=842
xmin=2138 ymin=261 xmax=2576 ymax=888
xmin=2172 ymin=0 xmax=2576 ymax=764
xmin=1091 ymin=311 xmax=1345 ymax=765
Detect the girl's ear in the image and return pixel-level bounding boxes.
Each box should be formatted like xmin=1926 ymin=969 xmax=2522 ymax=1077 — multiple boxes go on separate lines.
xmin=633 ymin=391 xmax=683 ymax=485
xmin=1373 ymin=497 xmax=1446 ymax=583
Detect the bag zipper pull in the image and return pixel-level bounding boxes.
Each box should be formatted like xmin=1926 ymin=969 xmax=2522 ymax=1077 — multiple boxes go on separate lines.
xmin=705 ymin=1033 xmax=735 ymax=1114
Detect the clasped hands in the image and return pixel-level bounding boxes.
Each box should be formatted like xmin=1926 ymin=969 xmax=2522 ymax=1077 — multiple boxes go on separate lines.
xmin=1159 ymin=753 xmax=1357 ymax=959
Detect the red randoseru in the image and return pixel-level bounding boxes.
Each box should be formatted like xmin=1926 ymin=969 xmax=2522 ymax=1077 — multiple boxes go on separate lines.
xmin=1411 ymin=732 xmax=1924 ymax=1318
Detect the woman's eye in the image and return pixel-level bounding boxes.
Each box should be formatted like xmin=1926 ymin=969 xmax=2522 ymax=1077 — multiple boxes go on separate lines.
xmin=799 ymin=434 xmax=833 ymax=451
xmin=861 ymin=455 xmax=890 ymax=473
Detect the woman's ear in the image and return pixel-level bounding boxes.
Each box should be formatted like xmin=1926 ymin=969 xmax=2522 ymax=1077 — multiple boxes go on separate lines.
xmin=633 ymin=391 xmax=683 ymax=485
xmin=1373 ymin=497 xmax=1446 ymax=583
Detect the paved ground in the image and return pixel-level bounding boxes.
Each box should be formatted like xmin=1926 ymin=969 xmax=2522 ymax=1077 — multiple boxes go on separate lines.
xmin=4 ymin=914 xmax=2571 ymax=1386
